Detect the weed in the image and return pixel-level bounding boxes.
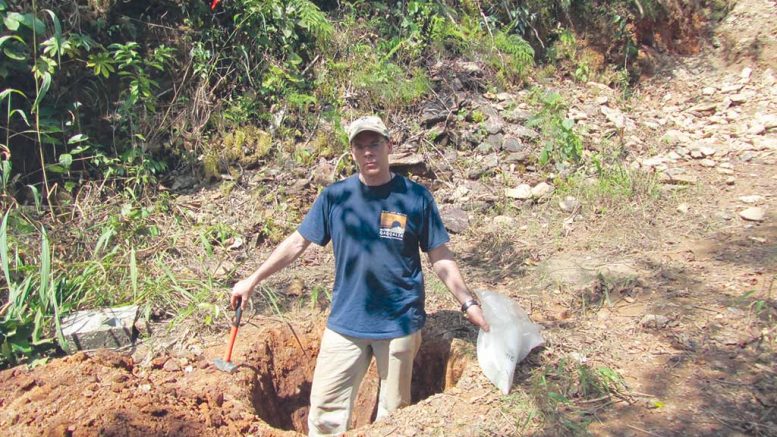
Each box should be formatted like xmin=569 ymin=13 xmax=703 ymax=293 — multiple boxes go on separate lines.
xmin=529 ymin=358 xmax=626 ymax=434
xmin=527 ymin=89 xmax=583 ymax=168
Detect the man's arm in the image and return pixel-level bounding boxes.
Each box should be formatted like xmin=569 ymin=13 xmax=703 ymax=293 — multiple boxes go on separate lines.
xmin=427 ymin=244 xmax=490 ymax=332
xmin=230 ymin=230 xmax=312 ymax=308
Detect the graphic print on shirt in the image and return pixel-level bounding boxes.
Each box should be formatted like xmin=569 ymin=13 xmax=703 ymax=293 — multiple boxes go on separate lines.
xmin=379 ymin=211 xmax=407 ymax=241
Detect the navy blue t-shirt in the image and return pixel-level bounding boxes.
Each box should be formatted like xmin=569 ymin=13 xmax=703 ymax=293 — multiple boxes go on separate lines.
xmin=297 ymin=174 xmax=450 ymax=339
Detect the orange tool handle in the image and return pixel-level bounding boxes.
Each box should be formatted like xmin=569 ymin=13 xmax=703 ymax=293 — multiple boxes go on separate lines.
xmin=223 ymin=296 xmax=243 ymax=362
xmin=223 ymin=325 xmax=239 ymax=362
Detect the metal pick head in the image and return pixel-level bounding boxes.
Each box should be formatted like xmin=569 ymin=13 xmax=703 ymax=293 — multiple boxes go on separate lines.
xmin=213 ymin=358 xmax=238 ymax=373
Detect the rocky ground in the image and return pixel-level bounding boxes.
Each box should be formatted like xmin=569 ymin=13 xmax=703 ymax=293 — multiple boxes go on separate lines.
xmin=1 ymin=0 xmax=775 ymax=436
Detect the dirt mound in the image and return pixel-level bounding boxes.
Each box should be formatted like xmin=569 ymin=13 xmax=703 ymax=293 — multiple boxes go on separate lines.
xmin=0 ymin=317 xmax=475 ymax=436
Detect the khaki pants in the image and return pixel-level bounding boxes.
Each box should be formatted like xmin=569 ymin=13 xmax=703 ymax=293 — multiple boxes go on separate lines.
xmin=307 ymin=328 xmax=422 ymax=436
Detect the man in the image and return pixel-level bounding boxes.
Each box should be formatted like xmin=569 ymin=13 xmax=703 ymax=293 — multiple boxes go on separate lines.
xmin=230 ymin=115 xmax=489 ymax=436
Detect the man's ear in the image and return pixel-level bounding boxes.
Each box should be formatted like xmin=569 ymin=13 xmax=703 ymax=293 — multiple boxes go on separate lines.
xmin=386 ymin=139 xmax=393 ymax=154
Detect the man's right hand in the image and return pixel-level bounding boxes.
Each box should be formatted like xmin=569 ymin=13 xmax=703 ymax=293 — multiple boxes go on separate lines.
xmin=231 ymin=277 xmax=256 ymax=309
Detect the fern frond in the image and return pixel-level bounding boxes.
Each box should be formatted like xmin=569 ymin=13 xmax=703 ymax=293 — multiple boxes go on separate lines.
xmin=290 ymin=0 xmax=333 ymax=40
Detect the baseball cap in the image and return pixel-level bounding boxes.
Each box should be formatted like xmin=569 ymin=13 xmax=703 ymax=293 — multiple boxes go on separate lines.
xmin=347 ymin=116 xmax=389 ymax=144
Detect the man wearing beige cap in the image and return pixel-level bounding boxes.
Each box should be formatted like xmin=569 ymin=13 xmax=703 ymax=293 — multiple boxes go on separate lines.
xmin=231 ymin=115 xmax=489 ymax=436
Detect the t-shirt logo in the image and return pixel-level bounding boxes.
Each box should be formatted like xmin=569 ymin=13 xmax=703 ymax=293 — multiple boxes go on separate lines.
xmin=379 ymin=211 xmax=407 ymax=240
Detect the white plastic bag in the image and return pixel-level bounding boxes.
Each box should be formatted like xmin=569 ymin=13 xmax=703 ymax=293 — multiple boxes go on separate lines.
xmin=476 ymin=290 xmax=544 ymax=394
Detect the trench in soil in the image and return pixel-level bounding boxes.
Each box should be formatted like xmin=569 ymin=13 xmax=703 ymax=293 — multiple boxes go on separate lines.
xmin=247 ymin=327 xmax=471 ymax=434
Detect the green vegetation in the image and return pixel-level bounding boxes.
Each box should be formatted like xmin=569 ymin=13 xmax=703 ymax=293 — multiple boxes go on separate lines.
xmin=528 ymin=359 xmax=628 ymax=434
xmin=0 ymin=0 xmax=714 ymax=368
xmin=528 ymin=89 xmax=583 ymax=168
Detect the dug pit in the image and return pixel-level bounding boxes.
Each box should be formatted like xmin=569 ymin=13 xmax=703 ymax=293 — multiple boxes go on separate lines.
xmin=246 ymin=319 xmax=474 ymax=435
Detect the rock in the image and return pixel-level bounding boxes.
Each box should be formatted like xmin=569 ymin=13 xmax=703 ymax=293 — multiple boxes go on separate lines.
xmin=475 ymin=142 xmax=494 ymax=154
xmin=690 ymin=149 xmax=704 ymax=159
xmin=539 ymin=253 xmax=642 ymax=290
xmin=62 ymin=305 xmax=139 ymax=353
xmin=641 ymin=156 xmax=667 ymax=168
xmin=640 ymin=314 xmax=670 ymax=329
xmin=485 ymin=118 xmax=505 ymax=135
xmin=569 ymin=108 xmax=588 ymax=121
xmin=659 ymin=173 xmax=698 ymax=185
xmin=172 ymin=174 xmax=198 ymax=191
xmin=699 ymin=146 xmax=717 ymax=157
xmin=721 ymin=83 xmax=743 ymax=93
xmin=700 ymin=159 xmax=717 ymax=168
xmin=420 ymin=102 xmax=448 ymax=126
xmin=511 ymin=125 xmax=540 ymax=140
xmin=439 ymin=205 xmax=469 ymax=234
xmin=666 ymin=151 xmax=682 ymax=161
xmin=502 ymin=109 xmax=532 ymax=123
xmin=162 ymin=359 xmax=181 ymax=372
xmin=505 ymin=184 xmax=532 ymax=200
xmin=702 ymin=87 xmax=716 ymax=96
xmin=740 ymin=67 xmax=752 ymax=83
xmin=456 ymin=61 xmax=482 ymax=74
xmin=595 ymin=95 xmax=609 ymax=105
xmin=311 ymin=161 xmax=334 ymax=186
xmin=390 ymin=152 xmax=424 ymax=167
xmin=531 ymin=182 xmax=554 ymax=199
xmin=730 ymin=93 xmax=749 ymax=104
xmin=739 ymin=207 xmax=765 ymax=222
xmin=559 ymin=196 xmax=580 ymax=213
xmin=661 ymin=129 xmax=689 ymax=145
xmin=726 ymin=176 xmax=737 ymax=185
xmin=688 ymin=102 xmax=717 ymax=113
xmin=496 ymin=92 xmax=512 ymax=101
xmin=739 ymin=195 xmax=765 ymax=204
xmin=677 ymin=203 xmax=689 ymax=214
xmin=290 ymin=178 xmax=308 ymax=192
xmin=450 ymin=185 xmax=470 ymax=202
xmin=484 ymin=133 xmax=504 ymax=149
xmin=749 ymin=123 xmax=766 ymax=135
xmin=758 ymin=114 xmax=777 ymax=129
xmin=504 ymin=150 xmax=532 ymax=164
xmin=502 ymin=136 xmax=524 ymax=153
xmin=715 ymin=211 xmax=733 ymax=221
xmin=600 ymin=106 xmax=626 ymax=129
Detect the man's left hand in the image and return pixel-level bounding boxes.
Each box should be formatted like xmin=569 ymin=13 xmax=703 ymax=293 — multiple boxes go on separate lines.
xmin=466 ymin=305 xmax=490 ymax=332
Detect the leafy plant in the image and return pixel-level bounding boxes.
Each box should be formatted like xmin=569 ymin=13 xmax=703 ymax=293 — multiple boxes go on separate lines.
xmin=528 ymin=90 xmax=583 ymax=167
xmin=0 ymin=212 xmax=66 ymax=366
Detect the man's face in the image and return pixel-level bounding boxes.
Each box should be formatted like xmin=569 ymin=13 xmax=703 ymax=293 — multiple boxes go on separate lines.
xmin=350 ymin=131 xmax=392 ymax=180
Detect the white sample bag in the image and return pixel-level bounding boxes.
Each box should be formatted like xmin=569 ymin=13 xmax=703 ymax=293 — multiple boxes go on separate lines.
xmin=476 ymin=290 xmax=544 ymax=394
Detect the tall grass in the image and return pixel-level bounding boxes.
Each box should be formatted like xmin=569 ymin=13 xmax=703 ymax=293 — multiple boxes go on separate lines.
xmin=0 ymin=211 xmax=66 ymax=365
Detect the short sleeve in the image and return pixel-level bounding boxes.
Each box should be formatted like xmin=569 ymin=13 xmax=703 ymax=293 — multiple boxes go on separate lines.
xmin=419 ymin=191 xmax=450 ymax=252
xmin=298 ymin=190 xmax=331 ymax=246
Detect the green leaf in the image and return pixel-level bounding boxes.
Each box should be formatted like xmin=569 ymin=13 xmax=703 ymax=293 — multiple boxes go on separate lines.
xmin=27 ymin=184 xmax=41 ymax=212
xmin=32 ymin=72 xmax=51 ymax=112
xmin=4 ymin=13 xmax=45 ymax=35
xmin=0 ymin=211 xmax=11 ymax=287
xmin=45 ymin=163 xmax=66 ymax=174
xmin=58 ymin=153 xmax=72 ymax=170
xmin=130 ymin=248 xmax=138 ymax=301
xmin=3 ymin=12 xmax=23 ymax=31
xmin=3 ymin=47 xmax=26 ymax=61
xmin=10 ymin=109 xmax=30 ymax=126
xmin=43 ymin=10 xmax=61 ymax=38
xmin=67 ymin=134 xmax=88 ymax=144
xmin=0 ymin=88 xmax=27 ymax=101
xmin=0 ymin=34 xmax=25 ymax=49
xmin=69 ymin=145 xmax=89 ymax=155
xmin=562 ymin=118 xmax=575 ymax=130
